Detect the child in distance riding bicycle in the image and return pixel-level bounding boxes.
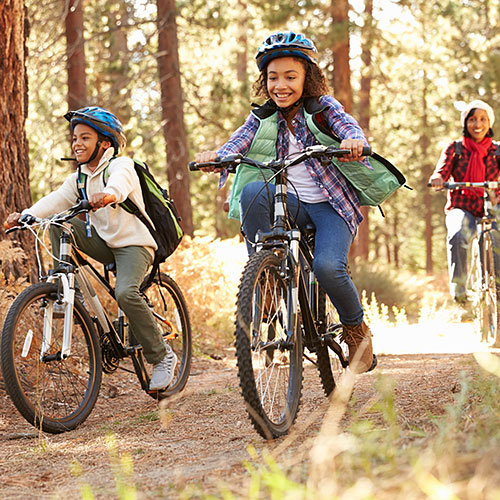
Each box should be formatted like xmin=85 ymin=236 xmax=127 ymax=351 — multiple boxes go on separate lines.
xmin=4 ymin=106 xmax=177 ymax=391
xmin=429 ymin=100 xmax=500 ymax=305
xmin=196 ymin=31 xmax=374 ymax=373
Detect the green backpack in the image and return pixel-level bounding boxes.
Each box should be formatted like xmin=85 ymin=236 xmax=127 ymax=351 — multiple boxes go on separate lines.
xmin=77 ymin=159 xmax=183 ymax=283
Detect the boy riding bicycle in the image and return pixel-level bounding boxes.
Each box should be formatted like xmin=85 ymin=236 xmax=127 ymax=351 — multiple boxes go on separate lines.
xmin=4 ymin=106 xmax=176 ymax=390
xmin=196 ymin=31 xmax=374 ymax=373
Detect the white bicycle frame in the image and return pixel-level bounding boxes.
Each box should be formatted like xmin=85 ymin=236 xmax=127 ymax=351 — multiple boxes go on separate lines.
xmin=39 ymin=222 xmax=118 ymax=360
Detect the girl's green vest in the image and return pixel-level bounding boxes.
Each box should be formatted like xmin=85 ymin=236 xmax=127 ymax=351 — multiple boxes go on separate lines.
xmin=228 ymin=98 xmax=405 ymax=220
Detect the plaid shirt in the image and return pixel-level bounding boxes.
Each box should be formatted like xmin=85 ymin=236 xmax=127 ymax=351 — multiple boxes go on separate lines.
xmin=434 ymin=141 xmax=500 ymax=217
xmin=217 ymin=95 xmax=368 ymax=234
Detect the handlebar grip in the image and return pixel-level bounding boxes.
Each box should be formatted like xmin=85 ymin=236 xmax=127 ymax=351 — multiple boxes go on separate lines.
xmin=101 ymin=195 xmax=116 ymax=206
xmin=188 ymin=161 xmax=199 ymax=171
xmin=362 ymin=146 xmax=372 ymax=157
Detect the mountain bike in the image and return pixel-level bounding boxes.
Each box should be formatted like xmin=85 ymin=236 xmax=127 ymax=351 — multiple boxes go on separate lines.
xmin=190 ymin=145 xmax=377 ymax=439
xmin=1 ymin=200 xmax=192 ymax=434
xmin=439 ymin=181 xmax=500 ymax=346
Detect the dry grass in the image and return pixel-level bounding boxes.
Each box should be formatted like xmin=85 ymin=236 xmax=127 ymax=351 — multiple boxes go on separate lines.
xmin=159 ymin=236 xmax=248 ymax=355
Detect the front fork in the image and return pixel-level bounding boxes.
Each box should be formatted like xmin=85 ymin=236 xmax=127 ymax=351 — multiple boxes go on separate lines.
xmin=43 ymin=230 xmax=76 ymax=360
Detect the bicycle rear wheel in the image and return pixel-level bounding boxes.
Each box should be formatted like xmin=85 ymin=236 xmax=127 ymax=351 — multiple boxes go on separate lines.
xmin=0 ymin=282 xmax=102 ymax=433
xmin=235 ymin=250 xmax=303 ymax=439
xmin=481 ymin=232 xmax=498 ymax=345
xmin=316 ymin=289 xmax=347 ymax=396
xmin=141 ymin=273 xmax=191 ymax=398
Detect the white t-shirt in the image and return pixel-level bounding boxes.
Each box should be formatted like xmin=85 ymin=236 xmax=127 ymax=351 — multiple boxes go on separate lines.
xmin=286 ymin=130 xmax=327 ymax=203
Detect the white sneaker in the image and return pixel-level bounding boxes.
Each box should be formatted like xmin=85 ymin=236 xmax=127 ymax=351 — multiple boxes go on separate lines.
xmin=149 ymin=346 xmax=177 ymax=391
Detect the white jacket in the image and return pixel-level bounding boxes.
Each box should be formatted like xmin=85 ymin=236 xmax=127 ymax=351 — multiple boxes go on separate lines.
xmin=25 ymin=148 xmax=157 ymax=257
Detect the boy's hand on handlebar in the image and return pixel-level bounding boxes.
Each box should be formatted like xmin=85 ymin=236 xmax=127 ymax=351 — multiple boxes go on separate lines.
xmin=338 ymin=139 xmax=367 ymax=162
xmin=195 ymin=151 xmax=222 ymax=172
xmin=4 ymin=212 xmax=22 ymax=230
xmin=89 ymin=193 xmax=117 ymax=210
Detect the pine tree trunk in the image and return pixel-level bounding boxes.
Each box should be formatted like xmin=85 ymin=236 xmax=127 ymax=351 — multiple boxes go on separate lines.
xmin=63 ymin=0 xmax=87 ymax=111
xmin=330 ymin=0 xmax=353 ymax=113
xmin=356 ymin=0 xmax=374 ymax=261
xmin=156 ymin=0 xmax=194 ymax=236
xmin=0 ymin=0 xmax=36 ymax=281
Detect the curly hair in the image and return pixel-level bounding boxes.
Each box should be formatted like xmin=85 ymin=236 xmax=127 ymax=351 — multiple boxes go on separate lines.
xmin=252 ymin=57 xmax=330 ymax=100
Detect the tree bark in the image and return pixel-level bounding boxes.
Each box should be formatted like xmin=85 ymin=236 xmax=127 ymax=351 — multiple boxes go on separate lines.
xmin=422 ymin=78 xmax=433 ymax=274
xmin=156 ymin=0 xmax=194 ymax=236
xmin=330 ymin=0 xmax=353 ymax=114
xmin=356 ymin=0 xmax=374 ymax=261
xmin=0 ymin=0 xmax=36 ymax=281
xmin=63 ymin=0 xmax=87 ymax=111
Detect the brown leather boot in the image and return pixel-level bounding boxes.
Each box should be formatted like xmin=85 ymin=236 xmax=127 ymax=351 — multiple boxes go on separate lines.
xmin=340 ymin=321 xmax=374 ymax=373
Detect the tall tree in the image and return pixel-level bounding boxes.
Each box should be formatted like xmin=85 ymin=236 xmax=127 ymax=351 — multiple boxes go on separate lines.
xmin=0 ymin=0 xmax=36 ymax=279
xmin=156 ymin=0 xmax=193 ymax=236
xmin=356 ymin=0 xmax=374 ymax=260
xmin=63 ymin=0 xmax=87 ymax=111
xmin=330 ymin=0 xmax=353 ymax=113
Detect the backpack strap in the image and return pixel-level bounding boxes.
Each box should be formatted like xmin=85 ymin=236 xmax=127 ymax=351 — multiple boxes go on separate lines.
xmin=101 ymin=162 xmax=155 ymax=232
xmin=76 ymin=165 xmax=89 ymax=201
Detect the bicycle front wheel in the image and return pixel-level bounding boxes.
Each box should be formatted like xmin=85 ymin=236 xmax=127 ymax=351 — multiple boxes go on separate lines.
xmin=235 ymin=250 xmax=303 ymax=439
xmin=141 ymin=273 xmax=192 ymax=398
xmin=481 ymin=232 xmax=498 ymax=345
xmin=0 ymin=282 xmax=102 ymax=433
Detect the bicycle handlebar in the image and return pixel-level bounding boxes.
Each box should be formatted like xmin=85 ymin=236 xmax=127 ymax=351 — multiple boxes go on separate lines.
xmin=4 ymin=199 xmax=92 ymax=234
xmin=188 ymin=145 xmax=372 ymax=172
xmin=427 ymin=181 xmax=499 ymax=190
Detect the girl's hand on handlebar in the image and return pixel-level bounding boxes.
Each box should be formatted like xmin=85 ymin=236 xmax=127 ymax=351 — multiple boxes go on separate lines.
xmin=338 ymin=139 xmax=367 ymax=162
xmin=89 ymin=192 xmax=117 ymax=210
xmin=4 ymin=212 xmax=22 ymax=230
xmin=195 ymin=151 xmax=221 ymax=172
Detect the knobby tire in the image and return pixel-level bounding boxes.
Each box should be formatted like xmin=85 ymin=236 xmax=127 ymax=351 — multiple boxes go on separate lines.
xmin=141 ymin=272 xmax=192 ymax=399
xmin=482 ymin=233 xmax=499 ymax=346
xmin=316 ymin=289 xmax=336 ymax=396
xmin=234 ymin=250 xmax=303 ymax=439
xmin=0 ymin=282 xmax=102 ymax=434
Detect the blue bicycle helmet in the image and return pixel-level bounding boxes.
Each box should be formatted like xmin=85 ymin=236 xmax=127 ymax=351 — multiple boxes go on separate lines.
xmin=256 ymin=31 xmax=318 ymax=71
xmin=64 ymin=106 xmax=127 ymax=154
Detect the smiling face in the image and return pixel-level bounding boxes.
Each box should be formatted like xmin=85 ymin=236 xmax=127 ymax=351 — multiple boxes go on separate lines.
xmin=72 ymin=123 xmax=110 ymax=167
xmin=266 ymin=57 xmax=306 ymax=109
xmin=466 ymin=108 xmax=490 ymax=143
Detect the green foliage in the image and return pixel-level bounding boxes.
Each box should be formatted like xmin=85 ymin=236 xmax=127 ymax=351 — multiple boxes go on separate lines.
xmin=23 ymin=0 xmax=500 ymax=267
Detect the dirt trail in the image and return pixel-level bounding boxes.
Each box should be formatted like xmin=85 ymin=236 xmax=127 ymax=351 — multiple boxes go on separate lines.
xmin=0 ymin=336 xmax=476 ymax=499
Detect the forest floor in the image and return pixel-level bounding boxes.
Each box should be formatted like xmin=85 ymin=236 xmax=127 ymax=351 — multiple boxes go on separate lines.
xmin=0 ymin=313 xmax=494 ymax=499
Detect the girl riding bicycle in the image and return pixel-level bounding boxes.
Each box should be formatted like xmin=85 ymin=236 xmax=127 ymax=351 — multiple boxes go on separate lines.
xmin=196 ymin=31 xmax=373 ymax=373
xmin=4 ymin=106 xmax=177 ymax=390
xmin=428 ymin=100 xmax=500 ymax=305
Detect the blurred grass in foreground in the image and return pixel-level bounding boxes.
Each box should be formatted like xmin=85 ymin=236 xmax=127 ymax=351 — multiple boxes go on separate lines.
xmin=193 ymin=354 xmax=500 ymax=500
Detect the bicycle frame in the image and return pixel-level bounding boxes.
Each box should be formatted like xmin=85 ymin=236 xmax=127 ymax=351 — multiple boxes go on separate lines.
xmin=252 ymin=160 xmax=348 ymax=366
xmin=34 ymin=216 xmax=179 ymax=391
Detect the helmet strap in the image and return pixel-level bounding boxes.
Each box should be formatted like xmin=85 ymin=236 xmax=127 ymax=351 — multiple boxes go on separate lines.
xmin=78 ymin=140 xmax=102 ymax=167
xmin=277 ymin=97 xmax=303 ymax=118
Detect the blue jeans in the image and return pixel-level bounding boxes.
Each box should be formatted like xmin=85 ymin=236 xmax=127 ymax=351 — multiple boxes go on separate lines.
xmin=445 ymin=208 xmax=500 ymax=301
xmin=240 ymin=181 xmax=364 ymax=326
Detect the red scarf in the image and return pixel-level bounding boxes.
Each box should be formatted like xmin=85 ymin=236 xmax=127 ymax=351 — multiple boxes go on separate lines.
xmin=462 ymin=136 xmax=492 ymax=197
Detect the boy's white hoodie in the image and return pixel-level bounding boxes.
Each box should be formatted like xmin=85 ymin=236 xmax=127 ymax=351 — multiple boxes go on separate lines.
xmin=24 ymin=148 xmax=156 ymax=257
